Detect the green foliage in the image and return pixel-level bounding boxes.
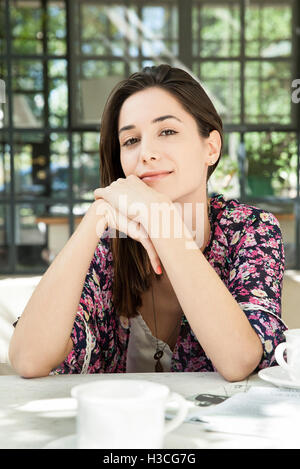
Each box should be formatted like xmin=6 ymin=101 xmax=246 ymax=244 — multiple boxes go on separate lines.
xmin=245 ymin=132 xmax=297 ymax=181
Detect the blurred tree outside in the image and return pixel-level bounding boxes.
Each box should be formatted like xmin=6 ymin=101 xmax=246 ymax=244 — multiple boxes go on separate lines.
xmin=245 ymin=132 xmax=297 ymax=198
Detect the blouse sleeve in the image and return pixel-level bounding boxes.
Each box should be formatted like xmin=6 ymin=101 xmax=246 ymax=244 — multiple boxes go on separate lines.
xmin=226 ymin=210 xmax=287 ymax=371
xmin=50 ymin=235 xmax=112 ymax=375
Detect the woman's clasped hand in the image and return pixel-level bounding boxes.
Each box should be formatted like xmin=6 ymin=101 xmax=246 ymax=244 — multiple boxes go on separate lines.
xmin=93 ymin=175 xmax=171 ymax=275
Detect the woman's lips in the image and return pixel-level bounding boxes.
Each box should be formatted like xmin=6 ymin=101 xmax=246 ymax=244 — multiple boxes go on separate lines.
xmin=141 ymin=172 xmax=173 ymax=182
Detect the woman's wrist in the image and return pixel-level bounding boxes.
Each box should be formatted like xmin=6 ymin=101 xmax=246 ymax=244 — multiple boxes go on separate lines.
xmin=76 ymin=199 xmax=108 ymax=244
xmin=149 ymin=202 xmax=184 ymax=241
xmin=140 ymin=195 xmax=173 ymax=236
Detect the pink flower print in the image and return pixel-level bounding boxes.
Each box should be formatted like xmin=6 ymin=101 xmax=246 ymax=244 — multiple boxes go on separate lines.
xmin=256 ymin=224 xmax=269 ymax=236
xmin=249 ymin=297 xmax=265 ymax=307
xmin=272 ymin=249 xmax=280 ymax=259
xmin=229 ymin=268 xmax=236 ymax=281
xmin=231 ymin=231 xmax=240 ymax=245
xmin=107 ymin=252 xmax=113 ymax=261
xmin=264 ymin=340 xmax=273 ymax=353
xmin=268 ymin=258 xmax=276 ymax=267
xmin=215 ymin=225 xmax=228 ymax=245
xmin=260 ymin=212 xmax=272 ymax=223
xmin=268 ymin=239 xmax=279 ymax=249
xmin=244 ymin=233 xmax=257 ymax=248
xmin=232 ymin=211 xmax=244 ymax=223
xmin=265 ymin=276 xmax=273 ymax=286
xmin=232 ymin=207 xmax=253 ymax=222
xmin=251 ymin=288 xmax=268 ymax=298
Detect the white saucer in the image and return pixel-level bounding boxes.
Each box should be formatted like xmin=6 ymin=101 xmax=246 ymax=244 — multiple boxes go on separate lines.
xmin=43 ymin=433 xmax=200 ymax=449
xmin=44 ymin=434 xmax=76 ymax=449
xmin=258 ymin=366 xmax=300 ymax=389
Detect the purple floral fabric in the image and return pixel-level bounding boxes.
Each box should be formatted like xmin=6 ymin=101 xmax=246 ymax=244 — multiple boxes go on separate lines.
xmin=51 ymin=194 xmax=287 ymax=375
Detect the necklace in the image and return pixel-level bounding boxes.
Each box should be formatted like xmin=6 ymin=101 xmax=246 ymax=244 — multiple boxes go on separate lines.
xmin=151 ymin=199 xmax=211 ymax=372
xmin=151 ymin=284 xmax=181 ymax=372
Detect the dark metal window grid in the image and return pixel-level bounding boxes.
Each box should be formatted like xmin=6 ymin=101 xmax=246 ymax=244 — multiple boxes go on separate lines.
xmin=0 ymin=0 xmax=299 ymax=274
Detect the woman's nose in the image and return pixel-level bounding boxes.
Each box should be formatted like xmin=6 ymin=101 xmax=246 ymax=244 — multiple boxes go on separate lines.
xmin=142 ymin=153 xmax=159 ymax=163
xmin=139 ymin=142 xmax=161 ymax=163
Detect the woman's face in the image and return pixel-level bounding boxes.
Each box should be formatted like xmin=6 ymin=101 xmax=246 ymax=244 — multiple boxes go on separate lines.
xmin=118 ymin=86 xmax=221 ymax=203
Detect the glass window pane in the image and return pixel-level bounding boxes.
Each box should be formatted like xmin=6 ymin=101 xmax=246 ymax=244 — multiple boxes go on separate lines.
xmin=197 ymin=61 xmax=240 ymax=124
xmin=244 ymin=61 xmax=292 ymax=124
xmin=73 ymin=133 xmax=100 ymax=199
xmin=245 ymin=132 xmax=297 ymax=198
xmin=79 ymin=3 xmax=178 ymax=58
xmin=75 ymin=61 xmax=124 ymax=125
xmin=73 ymin=202 xmax=90 ymax=217
xmin=49 ymin=133 xmax=69 ymax=198
xmin=73 ymin=2 xmax=178 ymax=125
xmin=35 ymin=204 xmax=70 ymax=263
xmin=141 ymin=5 xmax=178 ymax=57
xmin=0 ymin=205 xmax=10 ymax=271
xmin=193 ymin=2 xmax=240 ymax=57
xmin=13 ymin=93 xmax=45 ymax=128
xmin=80 ymin=60 xmax=125 ymax=79
xmin=0 ymin=61 xmax=9 ymax=128
xmin=245 ymin=3 xmax=292 ymax=57
xmin=11 ymin=1 xmax=43 ymax=55
xmin=12 ymin=60 xmax=44 ymax=128
xmin=12 ymin=60 xmax=43 ymax=91
xmin=47 ymin=1 xmax=67 ymax=55
xmin=81 ymin=4 xmax=129 ymax=56
xmin=16 ymin=203 xmax=69 ymax=271
xmin=128 ymin=60 xmax=142 ymax=74
xmin=13 ymin=133 xmax=71 ymax=199
xmin=48 ymin=60 xmax=68 ymax=127
xmin=0 ymin=131 xmax=10 ymax=198
xmin=15 ymin=203 xmax=47 ymax=271
xmin=208 ymin=133 xmax=240 ymax=200
xmin=13 ymin=133 xmax=49 ymax=197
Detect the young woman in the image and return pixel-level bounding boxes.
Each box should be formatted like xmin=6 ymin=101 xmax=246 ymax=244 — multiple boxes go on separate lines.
xmin=9 ymin=64 xmax=287 ymax=381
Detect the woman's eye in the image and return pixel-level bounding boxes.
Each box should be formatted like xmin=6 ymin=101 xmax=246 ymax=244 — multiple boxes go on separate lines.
xmin=161 ymin=129 xmax=177 ymax=136
xmin=122 ymin=137 xmax=137 ymax=147
xmin=122 ymin=129 xmax=177 ymax=147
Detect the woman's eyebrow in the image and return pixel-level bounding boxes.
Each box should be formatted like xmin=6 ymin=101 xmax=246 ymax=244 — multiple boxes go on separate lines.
xmin=118 ymin=115 xmax=182 ymax=136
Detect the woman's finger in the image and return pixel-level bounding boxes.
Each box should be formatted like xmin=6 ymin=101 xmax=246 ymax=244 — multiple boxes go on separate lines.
xmin=127 ymin=219 xmax=162 ymax=275
xmin=95 ymin=199 xmax=162 ymax=274
xmin=117 ymin=213 xmax=162 ymax=275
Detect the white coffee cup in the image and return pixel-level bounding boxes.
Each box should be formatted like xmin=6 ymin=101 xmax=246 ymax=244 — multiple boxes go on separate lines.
xmin=275 ymin=329 xmax=300 ymax=382
xmin=71 ymin=379 xmax=189 ymax=449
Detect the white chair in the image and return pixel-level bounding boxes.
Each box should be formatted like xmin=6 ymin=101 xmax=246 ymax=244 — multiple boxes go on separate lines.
xmin=0 ymin=276 xmax=41 ymax=375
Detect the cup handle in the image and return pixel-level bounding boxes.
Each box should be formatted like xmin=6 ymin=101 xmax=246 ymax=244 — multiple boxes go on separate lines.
xmin=163 ymin=392 xmax=189 ymax=435
xmin=275 ymin=342 xmax=289 ymax=370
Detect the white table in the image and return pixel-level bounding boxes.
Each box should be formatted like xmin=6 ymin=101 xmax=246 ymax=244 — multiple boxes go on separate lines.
xmin=0 ymin=371 xmax=283 ymax=449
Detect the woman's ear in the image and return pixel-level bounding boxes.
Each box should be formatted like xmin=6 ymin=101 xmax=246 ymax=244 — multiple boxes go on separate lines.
xmin=206 ymin=130 xmax=222 ymax=166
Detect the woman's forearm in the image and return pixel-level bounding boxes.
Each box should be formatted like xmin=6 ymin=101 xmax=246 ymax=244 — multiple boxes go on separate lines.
xmin=9 ymin=201 xmax=107 ymax=378
xmin=149 ymin=204 xmax=263 ymax=382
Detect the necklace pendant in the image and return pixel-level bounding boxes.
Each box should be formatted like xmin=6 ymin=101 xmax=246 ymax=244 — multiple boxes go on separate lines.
xmin=154 ymin=350 xmax=164 ymax=372
xmin=155 ymin=359 xmax=164 ymax=372
xmin=154 ymin=350 xmax=163 ymax=360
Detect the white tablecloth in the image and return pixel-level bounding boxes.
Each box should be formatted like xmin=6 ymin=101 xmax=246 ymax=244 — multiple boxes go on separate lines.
xmin=0 ymin=371 xmax=276 ymax=449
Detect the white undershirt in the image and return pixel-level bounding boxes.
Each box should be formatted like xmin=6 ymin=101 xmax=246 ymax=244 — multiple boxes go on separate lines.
xmin=126 ymin=311 xmax=172 ymax=373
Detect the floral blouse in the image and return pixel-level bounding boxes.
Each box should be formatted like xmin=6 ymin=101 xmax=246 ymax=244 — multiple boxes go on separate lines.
xmin=51 ymin=194 xmax=287 ymax=375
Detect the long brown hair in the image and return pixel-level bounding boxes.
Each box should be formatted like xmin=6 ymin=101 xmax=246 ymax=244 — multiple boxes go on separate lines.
xmin=99 ymin=64 xmax=223 ymax=318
